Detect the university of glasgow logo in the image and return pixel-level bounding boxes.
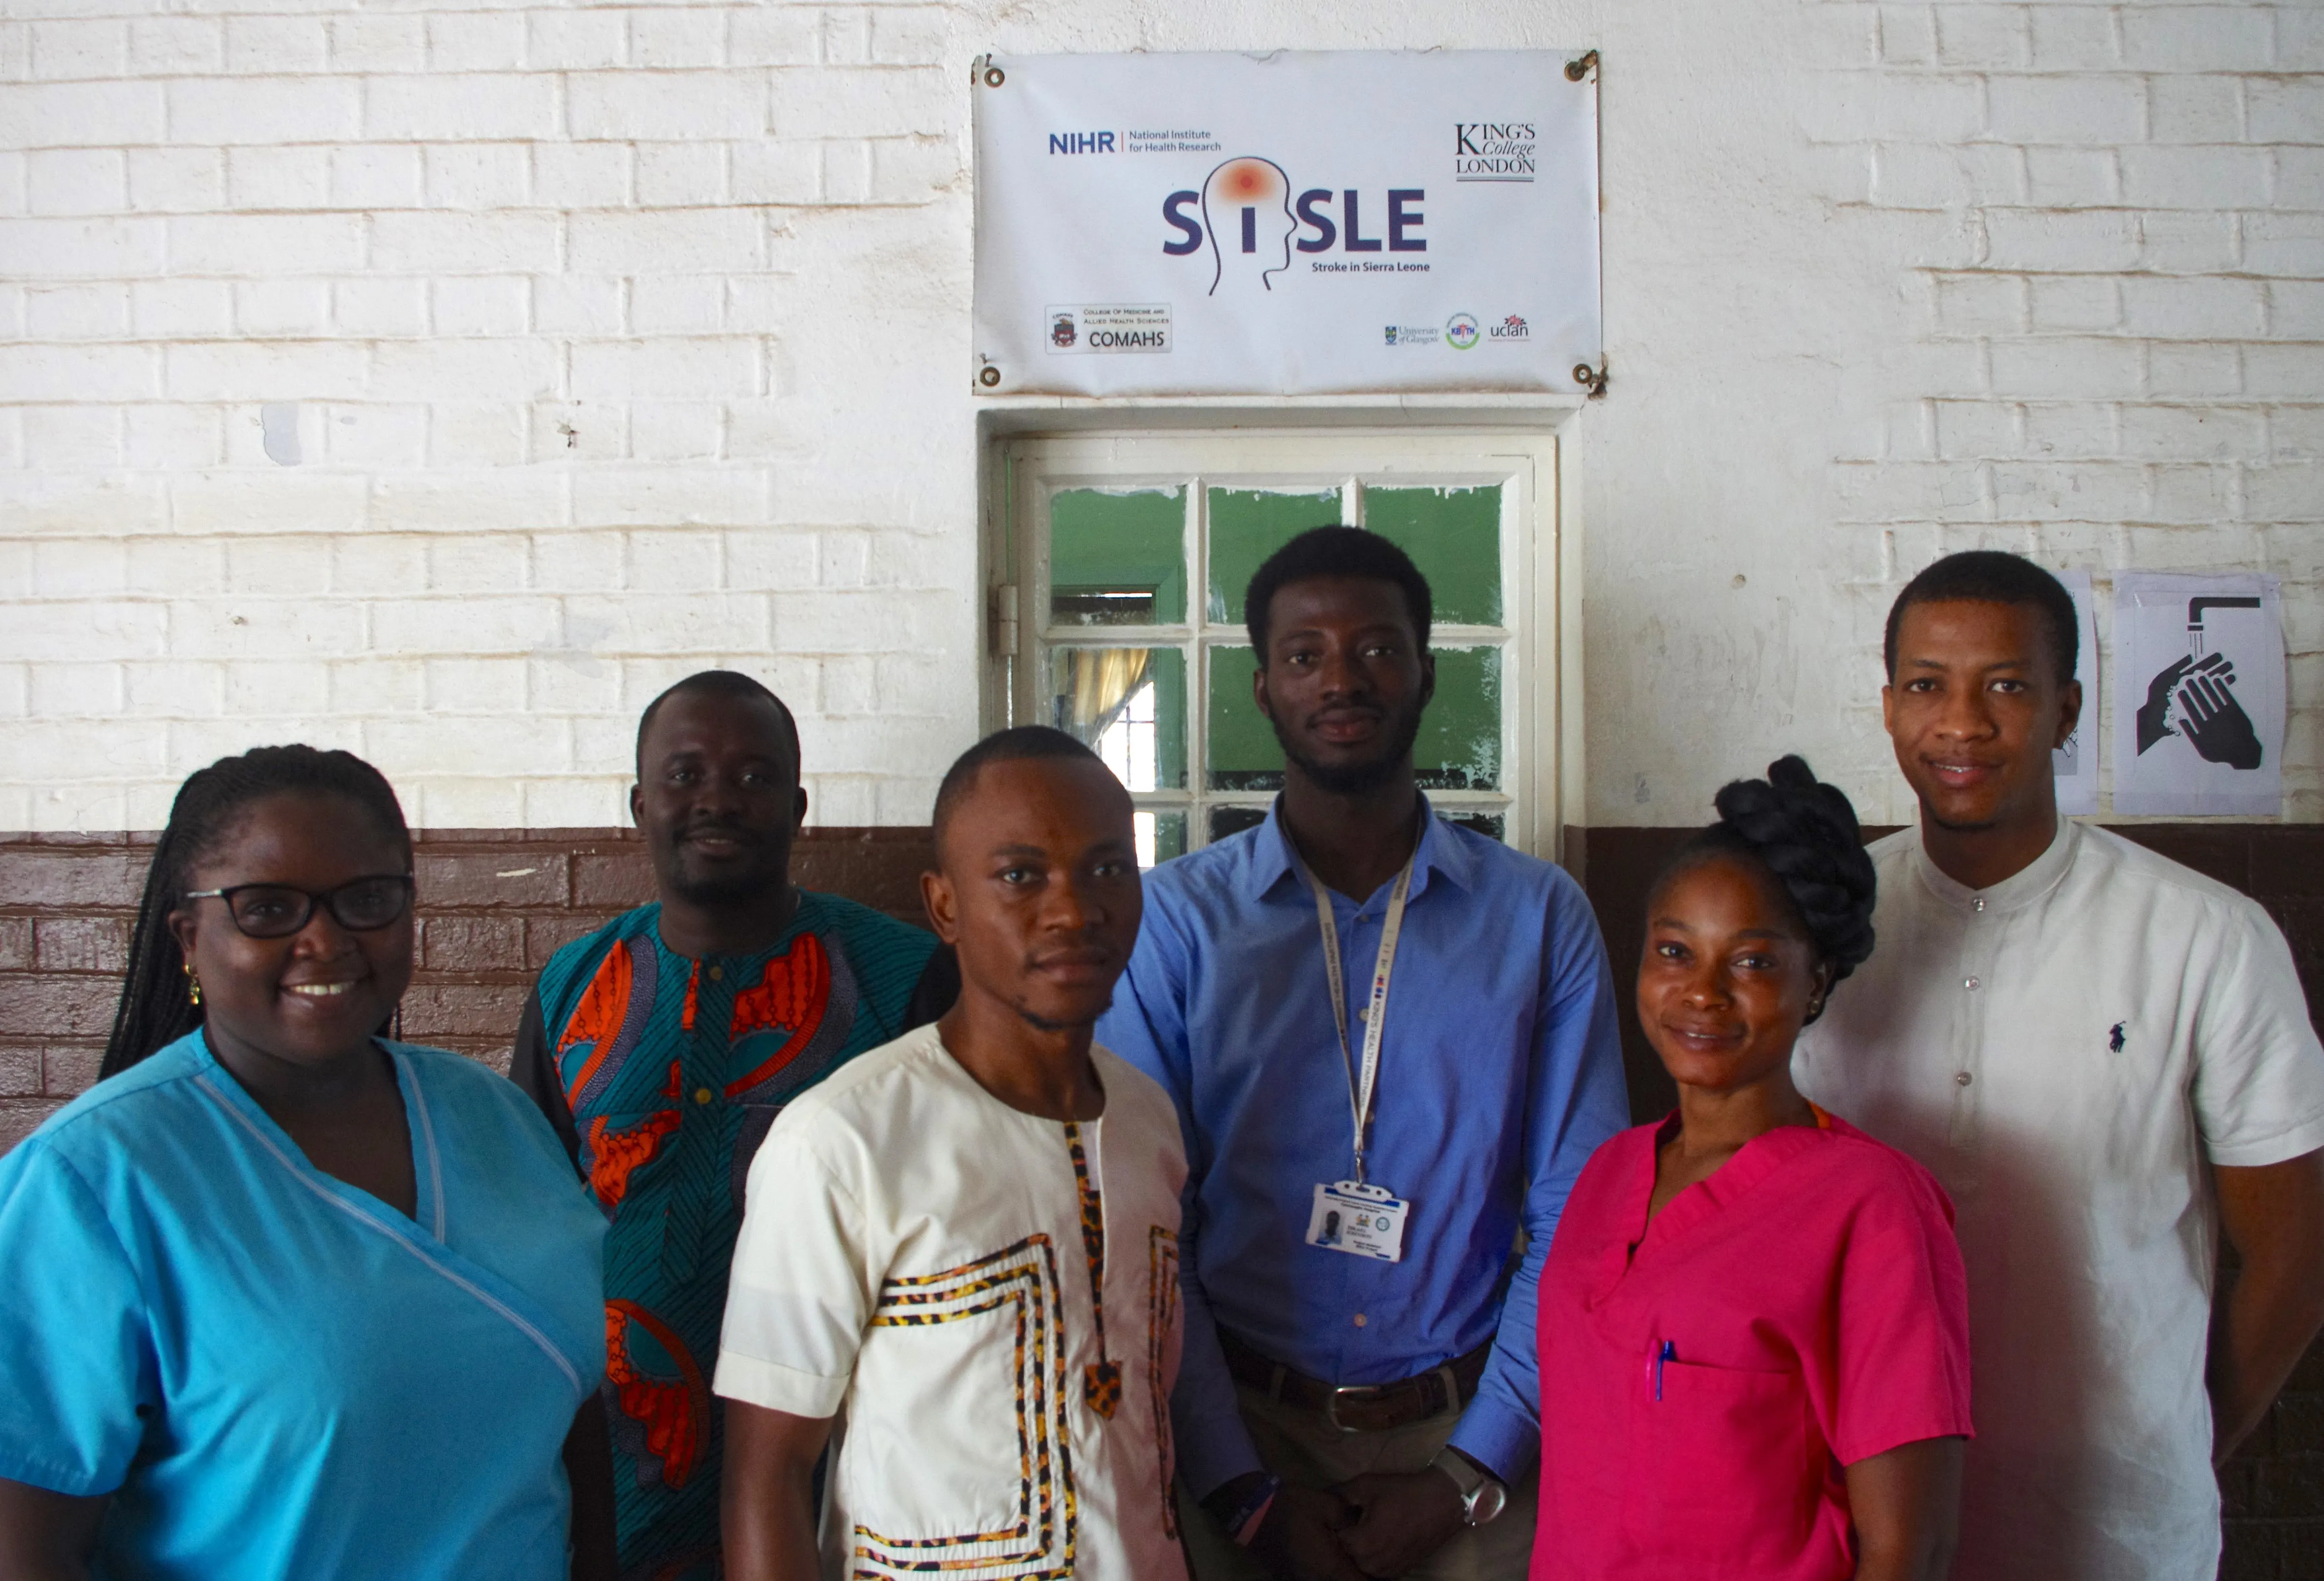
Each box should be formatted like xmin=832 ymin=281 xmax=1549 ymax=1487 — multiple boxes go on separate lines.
xmin=1384 ymin=325 xmax=1400 ymax=345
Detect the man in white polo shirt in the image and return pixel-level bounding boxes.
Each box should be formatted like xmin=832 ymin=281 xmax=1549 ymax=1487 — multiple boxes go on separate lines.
xmin=1796 ymin=550 xmax=2324 ymax=1581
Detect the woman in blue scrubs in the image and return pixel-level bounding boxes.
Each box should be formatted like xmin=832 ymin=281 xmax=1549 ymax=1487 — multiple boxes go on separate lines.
xmin=0 ymin=745 xmax=614 ymax=1581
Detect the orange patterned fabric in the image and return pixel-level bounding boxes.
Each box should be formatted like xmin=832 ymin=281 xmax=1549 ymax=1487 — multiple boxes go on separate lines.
xmin=679 ymin=962 xmax=700 ymax=1033
xmin=721 ymin=934 xmax=832 ymax=1098
xmin=606 ymin=1299 xmax=711 ymax=1491
xmin=584 ymin=1062 xmax=683 ymax=1212
xmin=558 ymin=943 xmax=634 ymax=1107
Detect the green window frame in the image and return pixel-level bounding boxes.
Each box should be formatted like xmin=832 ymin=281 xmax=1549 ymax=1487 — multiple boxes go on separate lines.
xmin=991 ymin=432 xmax=1567 ymax=864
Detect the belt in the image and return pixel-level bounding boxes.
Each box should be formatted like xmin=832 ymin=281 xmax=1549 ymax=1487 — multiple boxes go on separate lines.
xmin=1218 ymin=1328 xmax=1491 ymax=1435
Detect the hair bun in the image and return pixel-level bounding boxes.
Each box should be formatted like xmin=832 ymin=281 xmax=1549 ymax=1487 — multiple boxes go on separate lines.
xmin=1708 ymin=754 xmax=1878 ymax=984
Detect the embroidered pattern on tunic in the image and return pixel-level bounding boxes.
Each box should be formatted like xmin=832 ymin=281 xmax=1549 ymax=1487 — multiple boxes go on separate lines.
xmin=606 ymin=1298 xmax=712 ymax=1491
xmin=561 ymin=937 xmax=659 ymax=1116
xmin=856 ymin=1237 xmax=1078 ymax=1580
xmin=583 ymin=1061 xmax=682 ymax=1212
xmin=1146 ymin=1227 xmax=1180 ymax=1538
xmin=1062 ymin=1122 xmax=1121 ymax=1420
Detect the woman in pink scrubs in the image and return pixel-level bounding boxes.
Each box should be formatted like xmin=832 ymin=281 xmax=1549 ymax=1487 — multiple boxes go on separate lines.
xmin=1533 ymin=757 xmax=1971 ymax=1581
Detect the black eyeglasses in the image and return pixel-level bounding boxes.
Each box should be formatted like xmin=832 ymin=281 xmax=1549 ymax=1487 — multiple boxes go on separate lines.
xmin=182 ymin=875 xmax=415 ymax=939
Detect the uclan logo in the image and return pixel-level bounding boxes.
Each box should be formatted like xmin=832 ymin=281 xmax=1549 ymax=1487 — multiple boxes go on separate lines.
xmin=1488 ymin=315 xmax=1530 ymax=340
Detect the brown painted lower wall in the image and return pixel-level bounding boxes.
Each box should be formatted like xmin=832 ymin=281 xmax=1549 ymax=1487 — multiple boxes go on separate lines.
xmin=2 ymin=822 xmax=2320 ymax=1572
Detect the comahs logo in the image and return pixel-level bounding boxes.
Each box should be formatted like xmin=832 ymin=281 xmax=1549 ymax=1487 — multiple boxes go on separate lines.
xmin=1051 ymin=314 xmax=1077 ymax=349
xmin=1446 ymin=313 xmax=1480 ymax=350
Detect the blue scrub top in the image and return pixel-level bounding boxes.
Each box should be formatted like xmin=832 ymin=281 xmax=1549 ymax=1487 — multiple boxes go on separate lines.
xmin=0 ymin=1032 xmax=607 ymax=1581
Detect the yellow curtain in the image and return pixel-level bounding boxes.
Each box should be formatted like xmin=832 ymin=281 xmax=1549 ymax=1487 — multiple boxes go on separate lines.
xmin=1062 ymin=648 xmax=1152 ymax=736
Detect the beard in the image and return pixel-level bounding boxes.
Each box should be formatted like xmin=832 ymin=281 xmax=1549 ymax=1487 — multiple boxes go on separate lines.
xmin=1270 ymin=705 xmax=1424 ymax=796
xmin=656 ymin=833 xmax=786 ymax=908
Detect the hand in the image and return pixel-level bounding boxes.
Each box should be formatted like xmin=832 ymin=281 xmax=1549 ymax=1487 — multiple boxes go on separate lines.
xmin=1328 ymin=1468 xmax=1468 ymax=1578
xmin=2176 ymin=666 xmax=2264 ymax=770
xmin=2137 ymin=655 xmax=2197 ymax=754
xmin=1246 ymin=1483 xmax=1364 ymax=1581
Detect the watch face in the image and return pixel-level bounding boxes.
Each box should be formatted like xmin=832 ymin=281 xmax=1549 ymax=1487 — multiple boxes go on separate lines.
xmin=1470 ymin=1480 xmax=1509 ymax=1525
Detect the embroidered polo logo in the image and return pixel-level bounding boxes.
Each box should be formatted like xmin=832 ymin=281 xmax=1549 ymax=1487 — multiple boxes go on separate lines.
xmin=2109 ymin=1022 xmax=2126 ymax=1053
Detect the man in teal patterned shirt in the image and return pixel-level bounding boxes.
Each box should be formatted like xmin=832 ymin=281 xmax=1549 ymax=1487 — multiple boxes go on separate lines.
xmin=511 ymin=671 xmax=956 ymax=1580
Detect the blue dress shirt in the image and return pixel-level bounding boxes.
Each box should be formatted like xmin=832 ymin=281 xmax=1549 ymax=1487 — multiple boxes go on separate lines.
xmin=1096 ymin=799 xmax=1629 ymax=1492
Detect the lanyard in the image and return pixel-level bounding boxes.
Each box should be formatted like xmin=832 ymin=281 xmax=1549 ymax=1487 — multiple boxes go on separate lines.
xmin=1302 ymin=844 xmax=1417 ymax=1186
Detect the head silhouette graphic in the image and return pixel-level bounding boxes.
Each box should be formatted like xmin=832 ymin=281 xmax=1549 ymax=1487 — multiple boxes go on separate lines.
xmin=1201 ymin=157 xmax=1294 ymax=296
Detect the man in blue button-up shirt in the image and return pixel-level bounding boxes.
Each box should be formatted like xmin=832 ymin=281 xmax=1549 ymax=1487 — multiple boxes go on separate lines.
xmin=1098 ymin=527 xmax=1627 ymax=1581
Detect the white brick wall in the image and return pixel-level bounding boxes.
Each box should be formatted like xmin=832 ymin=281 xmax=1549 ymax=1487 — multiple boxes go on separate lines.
xmin=0 ymin=0 xmax=2316 ymax=832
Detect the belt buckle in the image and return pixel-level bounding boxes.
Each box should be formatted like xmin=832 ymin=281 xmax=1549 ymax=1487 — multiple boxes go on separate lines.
xmin=1323 ymin=1383 xmax=1383 ymax=1435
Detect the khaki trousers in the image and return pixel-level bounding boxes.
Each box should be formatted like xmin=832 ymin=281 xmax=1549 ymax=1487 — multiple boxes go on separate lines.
xmin=1179 ymin=1381 xmax=1538 ymax=1581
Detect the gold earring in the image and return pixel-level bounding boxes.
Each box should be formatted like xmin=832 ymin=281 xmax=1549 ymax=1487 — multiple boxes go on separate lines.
xmin=184 ymin=963 xmax=202 ymax=1007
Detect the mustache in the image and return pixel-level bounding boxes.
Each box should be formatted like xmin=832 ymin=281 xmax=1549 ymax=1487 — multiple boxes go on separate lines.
xmin=676 ymin=819 xmax=763 ymax=845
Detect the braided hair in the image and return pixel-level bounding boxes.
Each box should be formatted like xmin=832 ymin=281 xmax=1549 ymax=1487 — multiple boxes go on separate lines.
xmin=1654 ymin=755 xmax=1878 ymax=1010
xmin=102 ymin=745 xmax=412 ymax=1079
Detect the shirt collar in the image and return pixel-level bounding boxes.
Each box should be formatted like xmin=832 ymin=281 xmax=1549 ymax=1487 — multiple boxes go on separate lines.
xmin=1907 ymin=814 xmax=2080 ymax=915
xmin=1244 ymin=793 xmax=1477 ymax=906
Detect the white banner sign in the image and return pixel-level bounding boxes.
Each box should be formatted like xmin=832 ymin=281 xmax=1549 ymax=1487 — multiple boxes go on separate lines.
xmin=2053 ymin=569 xmax=2100 ymax=816
xmin=971 ymin=51 xmax=1602 ymax=397
xmin=2112 ymin=573 xmax=2284 ymax=817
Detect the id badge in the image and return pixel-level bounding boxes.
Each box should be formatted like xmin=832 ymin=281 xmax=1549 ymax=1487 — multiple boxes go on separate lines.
xmin=1305 ymin=1180 xmax=1409 ymax=1263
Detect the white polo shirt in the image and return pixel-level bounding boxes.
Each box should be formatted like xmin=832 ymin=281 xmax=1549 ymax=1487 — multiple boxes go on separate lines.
xmin=1796 ymin=818 xmax=2324 ymax=1581
xmin=715 ymin=1023 xmax=1189 ymax=1581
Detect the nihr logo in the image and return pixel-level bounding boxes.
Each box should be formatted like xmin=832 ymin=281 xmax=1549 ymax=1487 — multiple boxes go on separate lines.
xmin=1455 ymin=121 xmax=1537 ymax=184
xmin=1050 ymin=131 xmax=1116 ymax=154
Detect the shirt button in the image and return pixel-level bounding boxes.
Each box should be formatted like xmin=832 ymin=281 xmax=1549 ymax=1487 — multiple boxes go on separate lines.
xmin=707 ymin=965 xmax=723 ymax=982
xmin=1357 ymin=1006 xmax=1370 ymax=1023
xmin=1955 ymin=1071 xmax=1973 ymax=1087
xmin=1964 ymin=976 xmax=1979 ymax=990
xmin=693 ymin=1087 xmax=714 ymax=1105
xmin=1973 ymin=898 xmax=1986 ymax=913
xmin=1353 ymin=1314 xmax=1367 ymax=1328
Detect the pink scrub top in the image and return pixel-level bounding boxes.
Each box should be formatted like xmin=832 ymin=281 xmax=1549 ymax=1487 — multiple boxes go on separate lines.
xmin=1531 ymin=1110 xmax=1972 ymax=1581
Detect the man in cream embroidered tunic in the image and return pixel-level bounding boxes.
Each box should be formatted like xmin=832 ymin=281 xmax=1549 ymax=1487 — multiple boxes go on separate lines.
xmin=715 ymin=728 xmax=1190 ymax=1581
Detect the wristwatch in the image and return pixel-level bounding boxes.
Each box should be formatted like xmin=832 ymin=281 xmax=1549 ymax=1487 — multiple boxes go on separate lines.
xmin=1428 ymin=1448 xmax=1508 ymax=1526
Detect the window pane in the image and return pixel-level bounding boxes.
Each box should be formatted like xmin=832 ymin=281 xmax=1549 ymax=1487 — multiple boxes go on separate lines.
xmin=1050 ymin=487 xmax=1187 ymax=627
xmin=1206 ymin=486 xmax=1341 ymax=625
xmin=1440 ymin=810 xmax=1507 ymax=842
xmin=1417 ymin=647 xmax=1502 ymax=791
xmin=1203 ymin=645 xmax=1280 ymax=793
xmin=1137 ymin=810 xmax=1188 ymax=868
xmin=1363 ymin=485 xmax=1502 ymax=627
xmin=1048 ymin=647 xmax=1187 ymax=790
xmin=1207 ymin=805 xmax=1268 ymax=844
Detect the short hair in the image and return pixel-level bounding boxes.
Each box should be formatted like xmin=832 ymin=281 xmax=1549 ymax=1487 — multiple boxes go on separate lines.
xmin=634 ymin=670 xmax=801 ymax=777
xmin=1652 ymin=755 xmax=1878 ymax=999
xmin=931 ymin=726 xmax=1109 ymax=852
xmin=1884 ymin=551 xmax=2077 ymax=686
xmin=1243 ymin=526 xmax=1434 ymax=656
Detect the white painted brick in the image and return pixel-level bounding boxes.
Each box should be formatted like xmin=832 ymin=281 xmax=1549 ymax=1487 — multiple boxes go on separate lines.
xmin=1988 ymin=74 xmax=2144 ymax=146
xmin=2027 ymin=7 xmax=2117 ymax=70
xmin=869 ymin=134 xmax=959 ymax=201
xmin=124 ymin=659 xmax=224 ymax=717
xmin=223 ymin=535 xmax=332 ymax=596
xmin=222 ymin=14 xmax=326 ymax=74
xmin=2248 ymin=462 xmax=2324 ymax=521
xmin=2244 ymin=213 xmax=2324 ymax=278
xmin=1991 ymin=336 xmax=2144 ymax=398
xmin=533 ymin=143 xmax=630 ymax=209
xmin=2280 ymin=149 xmax=2324 ymax=211
xmin=522 ymin=778 xmax=626 ymax=826
xmin=29 ymin=662 xmax=126 ymax=718
xmin=731 ymin=6 xmax=818 ymax=66
xmin=637 ymin=142 xmax=726 ymax=207
xmin=371 ymin=210 xmax=559 ymax=273
xmin=821 ymin=653 xmax=876 ymax=712
xmin=0 ymin=603 xmax=166 ymax=664
xmin=569 ymin=466 xmax=769 ymax=526
xmin=29 ymin=534 xmax=126 ymax=599
xmin=629 ymin=275 xmax=723 ymax=332
xmin=425 ymin=531 xmax=528 ymax=594
xmin=820 ymin=10 xmax=871 ymax=67
xmin=2121 ymin=7 xmax=2273 ymax=73
xmin=27 ymin=150 xmax=126 ymax=218
xmin=770 ymin=66 xmax=948 ymax=139
xmin=168 ymin=77 xmax=358 ymax=145
xmin=1934 ymin=6 xmax=2027 ymax=68
xmin=771 ymin=587 xmax=948 ymax=653
xmin=427 ymin=11 xmax=524 ymax=73
xmin=1983 ymin=207 xmax=2140 ymax=272
xmin=226 ymin=146 xmax=332 ymax=213
xmin=1932 ymin=272 xmax=2026 ymax=334
xmin=732 ymin=139 xmax=820 ymax=203
xmin=619 ymin=527 xmax=720 ymax=589
xmin=370 ymin=339 xmax=557 ymax=400
xmin=431 ymin=275 xmax=529 ymax=335
xmin=629 ymin=401 xmax=722 ymax=460
xmin=805 ymin=776 xmax=876 ymax=826
xmin=822 ymin=140 xmax=871 ymax=205
xmin=1801 ymin=72 xmax=1983 ymax=143
xmin=572 ymin=336 xmax=759 ymax=398
xmin=528 ymin=400 xmax=624 ymax=460
xmin=1934 ymin=399 xmax=2022 ymax=458
xmin=126 ymin=149 xmax=225 ymax=215
xmin=328 ymin=14 xmax=424 ymax=73
xmin=329 ymin=532 xmax=425 ymax=596
xmin=29 ymin=19 xmax=124 ymax=81
xmin=0 ymin=343 xmax=155 ymax=401
xmin=2283 ymin=6 xmax=2324 ymax=72
xmin=2272 ymin=406 xmax=2324 ymax=461
xmin=530 ymin=529 xmax=625 ymax=592
xmin=171 ymin=212 xmax=363 ymax=275
xmin=130 ymin=17 xmax=224 ymax=74
xmin=870 ymin=8 xmax=949 ymax=67
xmin=370 ymin=717 xmax=569 ymax=778
xmin=231 ymin=278 xmax=329 ymax=336
xmin=569 ymin=206 xmax=763 ymax=272
xmin=171 ymin=472 xmax=366 ymax=537
xmin=2149 ymin=344 xmax=2243 ymax=398
xmin=331 ymin=145 xmax=424 ymax=209
xmin=565 ymin=591 xmax=767 ymax=652
xmin=2120 ymin=404 xmax=2265 ymax=462
xmin=429 ymin=400 xmax=528 ymax=465
xmin=366 ymin=74 xmax=557 ymax=141
xmin=423 ymin=656 xmax=527 ymax=712
xmin=2149 ymin=76 xmax=2242 ymax=144
xmin=125 ymin=404 xmax=225 ymax=468
xmin=1876 ymin=6 xmax=1935 ymax=66
xmin=2148 ymin=464 xmax=2241 ymax=524
xmin=569 ymin=68 xmax=766 ymax=140
xmin=2029 ymin=275 xmax=2120 ymax=332
xmin=0 ymin=155 xmax=23 ymax=220
xmin=533 ymin=273 xmax=623 ymax=334
xmin=527 ymin=10 xmax=626 ymax=71
xmin=332 ymin=276 xmax=429 ymax=337
xmin=224 ymin=659 xmax=333 ymax=715
xmin=632 ymin=7 xmax=726 ymax=68
xmin=372 ymin=471 xmax=564 ymax=533
xmin=2121 ymin=146 xmax=2272 ymax=212
xmin=0 ymin=217 xmax=163 ymax=279
xmin=24 ymin=281 xmax=130 ymax=339
xmin=2139 ymin=211 xmax=2241 ymax=274
xmin=320 ymin=403 xmax=428 ymax=467
xmin=372 ymin=595 xmax=559 ymax=655
xmin=2122 ymin=275 xmax=2266 ymax=339
xmin=2273 ymin=281 xmax=2324 ymax=340
xmin=127 ymin=538 xmax=225 ymax=600
xmin=2023 ymin=148 xmax=2118 ymax=209
xmin=424 ymin=143 xmax=529 ymax=209
xmin=21 ymin=409 xmax=121 ymax=472
xmin=527 ymin=654 xmax=624 ymax=715
xmin=0 ymin=81 xmax=162 ymax=149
